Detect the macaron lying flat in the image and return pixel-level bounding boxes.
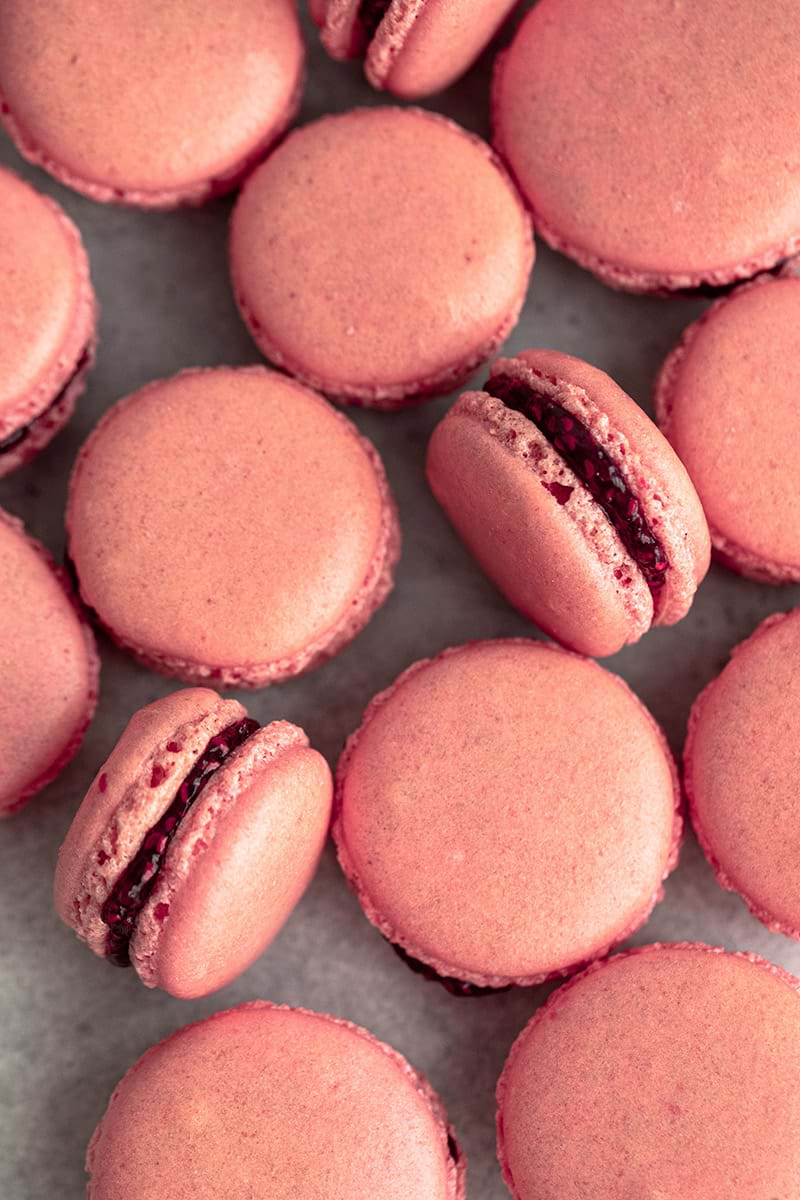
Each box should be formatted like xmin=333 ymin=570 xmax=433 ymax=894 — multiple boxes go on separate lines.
xmin=230 ymin=107 xmax=533 ymax=408
xmin=0 ymin=168 xmax=96 ymax=477
xmin=334 ymin=639 xmax=680 ymax=992
xmin=67 ymin=366 xmax=399 ymax=687
xmin=685 ymin=609 xmax=800 ymax=941
xmin=497 ymin=944 xmax=800 ymax=1200
xmin=86 ymin=1000 xmax=465 ymax=1199
xmin=0 ymin=509 xmax=99 ymax=817
xmin=657 ymin=271 xmax=800 ymax=582
xmin=0 ymin=0 xmax=304 ymax=208
xmin=55 ymin=689 xmax=333 ymax=999
xmin=427 ymin=350 xmax=709 ymax=657
xmin=493 ymin=0 xmax=800 ymax=292
xmin=312 ymin=0 xmax=518 ymax=99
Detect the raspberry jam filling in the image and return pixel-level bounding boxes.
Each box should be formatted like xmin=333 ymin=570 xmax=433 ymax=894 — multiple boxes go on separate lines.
xmin=357 ymin=0 xmax=393 ymax=40
xmin=487 ymin=373 xmax=669 ymax=596
xmin=0 ymin=346 xmax=91 ymax=455
xmin=101 ymin=717 xmax=259 ymax=967
xmin=391 ymin=942 xmax=511 ymax=998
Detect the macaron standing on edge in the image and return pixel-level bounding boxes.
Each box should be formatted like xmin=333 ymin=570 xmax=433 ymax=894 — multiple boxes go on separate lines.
xmin=55 ymin=689 xmax=333 ymax=999
xmin=0 ymin=0 xmax=305 ymax=208
xmin=230 ymin=106 xmax=534 ymax=408
xmin=427 ymin=350 xmax=710 ymax=657
xmin=0 ymin=167 xmax=96 ymax=476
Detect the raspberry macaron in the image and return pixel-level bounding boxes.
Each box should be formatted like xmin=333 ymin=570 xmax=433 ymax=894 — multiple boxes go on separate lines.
xmin=230 ymin=107 xmax=533 ymax=408
xmin=0 ymin=168 xmax=96 ymax=476
xmin=427 ymin=350 xmax=709 ymax=657
xmin=685 ymin=608 xmax=800 ymax=941
xmin=0 ymin=0 xmax=304 ymax=208
xmin=55 ymin=689 xmax=333 ymax=999
xmin=497 ymin=944 xmax=800 ymax=1199
xmin=657 ymin=271 xmax=800 ymax=582
xmin=0 ymin=509 xmax=98 ymax=818
xmin=493 ymin=0 xmax=800 ymax=292
xmin=334 ymin=639 xmax=680 ymax=993
xmin=66 ymin=366 xmax=399 ymax=687
xmin=311 ymin=0 xmax=518 ymax=99
xmin=86 ymin=1001 xmax=465 ymax=1199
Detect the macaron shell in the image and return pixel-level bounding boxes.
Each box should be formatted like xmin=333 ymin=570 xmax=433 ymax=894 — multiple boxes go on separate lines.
xmin=0 ymin=0 xmax=304 ymax=207
xmin=0 ymin=345 xmax=95 ymax=480
xmin=492 ymin=0 xmax=800 ymax=291
xmin=0 ymin=510 xmax=98 ymax=817
xmin=685 ymin=609 xmax=800 ymax=938
xmin=132 ymin=728 xmax=333 ymax=998
xmin=86 ymin=1002 xmax=464 ymax=1199
xmin=497 ymin=944 xmax=800 ymax=1199
xmin=318 ymin=0 xmax=364 ymax=58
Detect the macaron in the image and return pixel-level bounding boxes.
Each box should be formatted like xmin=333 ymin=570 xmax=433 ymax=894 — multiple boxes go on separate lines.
xmin=497 ymin=944 xmax=800 ymax=1199
xmin=492 ymin=0 xmax=800 ymax=292
xmin=685 ymin=608 xmax=800 ymax=940
xmin=55 ymin=689 xmax=333 ymax=999
xmin=656 ymin=270 xmax=800 ymax=582
xmin=334 ymin=639 xmax=680 ymax=993
xmin=86 ymin=1000 xmax=465 ymax=1199
xmin=427 ymin=350 xmax=710 ymax=658
xmin=230 ymin=107 xmax=533 ymax=408
xmin=0 ymin=167 xmax=96 ymax=476
xmin=0 ymin=508 xmax=98 ymax=817
xmin=66 ymin=366 xmax=399 ymax=687
xmin=0 ymin=0 xmax=304 ymax=208
xmin=312 ymin=0 xmax=518 ymax=99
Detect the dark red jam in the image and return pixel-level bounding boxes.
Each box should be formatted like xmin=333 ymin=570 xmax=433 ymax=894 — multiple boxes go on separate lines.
xmin=357 ymin=0 xmax=393 ymax=40
xmin=0 ymin=346 xmax=91 ymax=455
xmin=391 ymin=942 xmax=511 ymax=998
xmin=101 ymin=717 xmax=259 ymax=966
xmin=487 ymin=373 xmax=669 ymax=597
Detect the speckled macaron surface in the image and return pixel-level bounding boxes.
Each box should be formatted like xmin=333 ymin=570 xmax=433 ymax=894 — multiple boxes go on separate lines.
xmin=657 ymin=272 xmax=800 ymax=582
xmin=497 ymin=944 xmax=800 ymax=1200
xmin=0 ymin=0 xmax=304 ymax=207
xmin=86 ymin=1001 xmax=465 ymax=1199
xmin=334 ymin=639 xmax=680 ymax=989
xmin=66 ymin=366 xmax=399 ymax=687
xmin=492 ymin=0 xmax=800 ymax=292
xmin=230 ymin=106 xmax=533 ymax=407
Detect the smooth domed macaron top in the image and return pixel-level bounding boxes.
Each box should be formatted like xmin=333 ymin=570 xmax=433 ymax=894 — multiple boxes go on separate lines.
xmin=685 ymin=608 xmax=800 ymax=937
xmin=497 ymin=944 xmax=800 ymax=1199
xmin=230 ymin=106 xmax=533 ymax=404
xmin=0 ymin=509 xmax=98 ymax=816
xmin=334 ymin=639 xmax=679 ymax=986
xmin=493 ymin=0 xmax=800 ymax=290
xmin=66 ymin=366 xmax=395 ymax=684
xmin=0 ymin=0 xmax=304 ymax=205
xmin=657 ymin=273 xmax=800 ymax=581
xmin=87 ymin=1001 xmax=464 ymax=1199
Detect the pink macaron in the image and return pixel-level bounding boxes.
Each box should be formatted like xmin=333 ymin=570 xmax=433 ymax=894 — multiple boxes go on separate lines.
xmin=55 ymin=689 xmax=333 ymax=999
xmin=656 ymin=270 xmax=800 ymax=582
xmin=230 ymin=107 xmax=533 ymax=408
xmin=86 ymin=1000 xmax=465 ymax=1198
xmin=427 ymin=350 xmax=710 ymax=657
xmin=0 ymin=508 xmax=99 ymax=818
xmin=497 ymin=944 xmax=800 ymax=1199
xmin=0 ymin=0 xmax=304 ymax=208
xmin=492 ymin=0 xmax=800 ymax=292
xmin=0 ymin=167 xmax=96 ymax=476
xmin=66 ymin=366 xmax=399 ymax=687
xmin=334 ymin=639 xmax=680 ymax=993
xmin=312 ymin=0 xmax=518 ymax=99
xmin=685 ymin=608 xmax=800 ymax=941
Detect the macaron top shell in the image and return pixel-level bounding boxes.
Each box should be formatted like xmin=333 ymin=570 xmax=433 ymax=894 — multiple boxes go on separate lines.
xmin=0 ymin=0 xmax=304 ymax=207
xmin=86 ymin=1001 xmax=464 ymax=1199
xmin=657 ymin=272 xmax=800 ymax=582
xmin=334 ymin=639 xmax=679 ymax=987
xmin=230 ymin=107 xmax=533 ymax=406
xmin=0 ymin=509 xmax=98 ymax=817
xmin=497 ymin=944 xmax=800 ymax=1200
xmin=493 ymin=0 xmax=800 ymax=291
xmin=66 ymin=366 xmax=398 ymax=686
xmin=685 ymin=608 xmax=800 ymax=939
